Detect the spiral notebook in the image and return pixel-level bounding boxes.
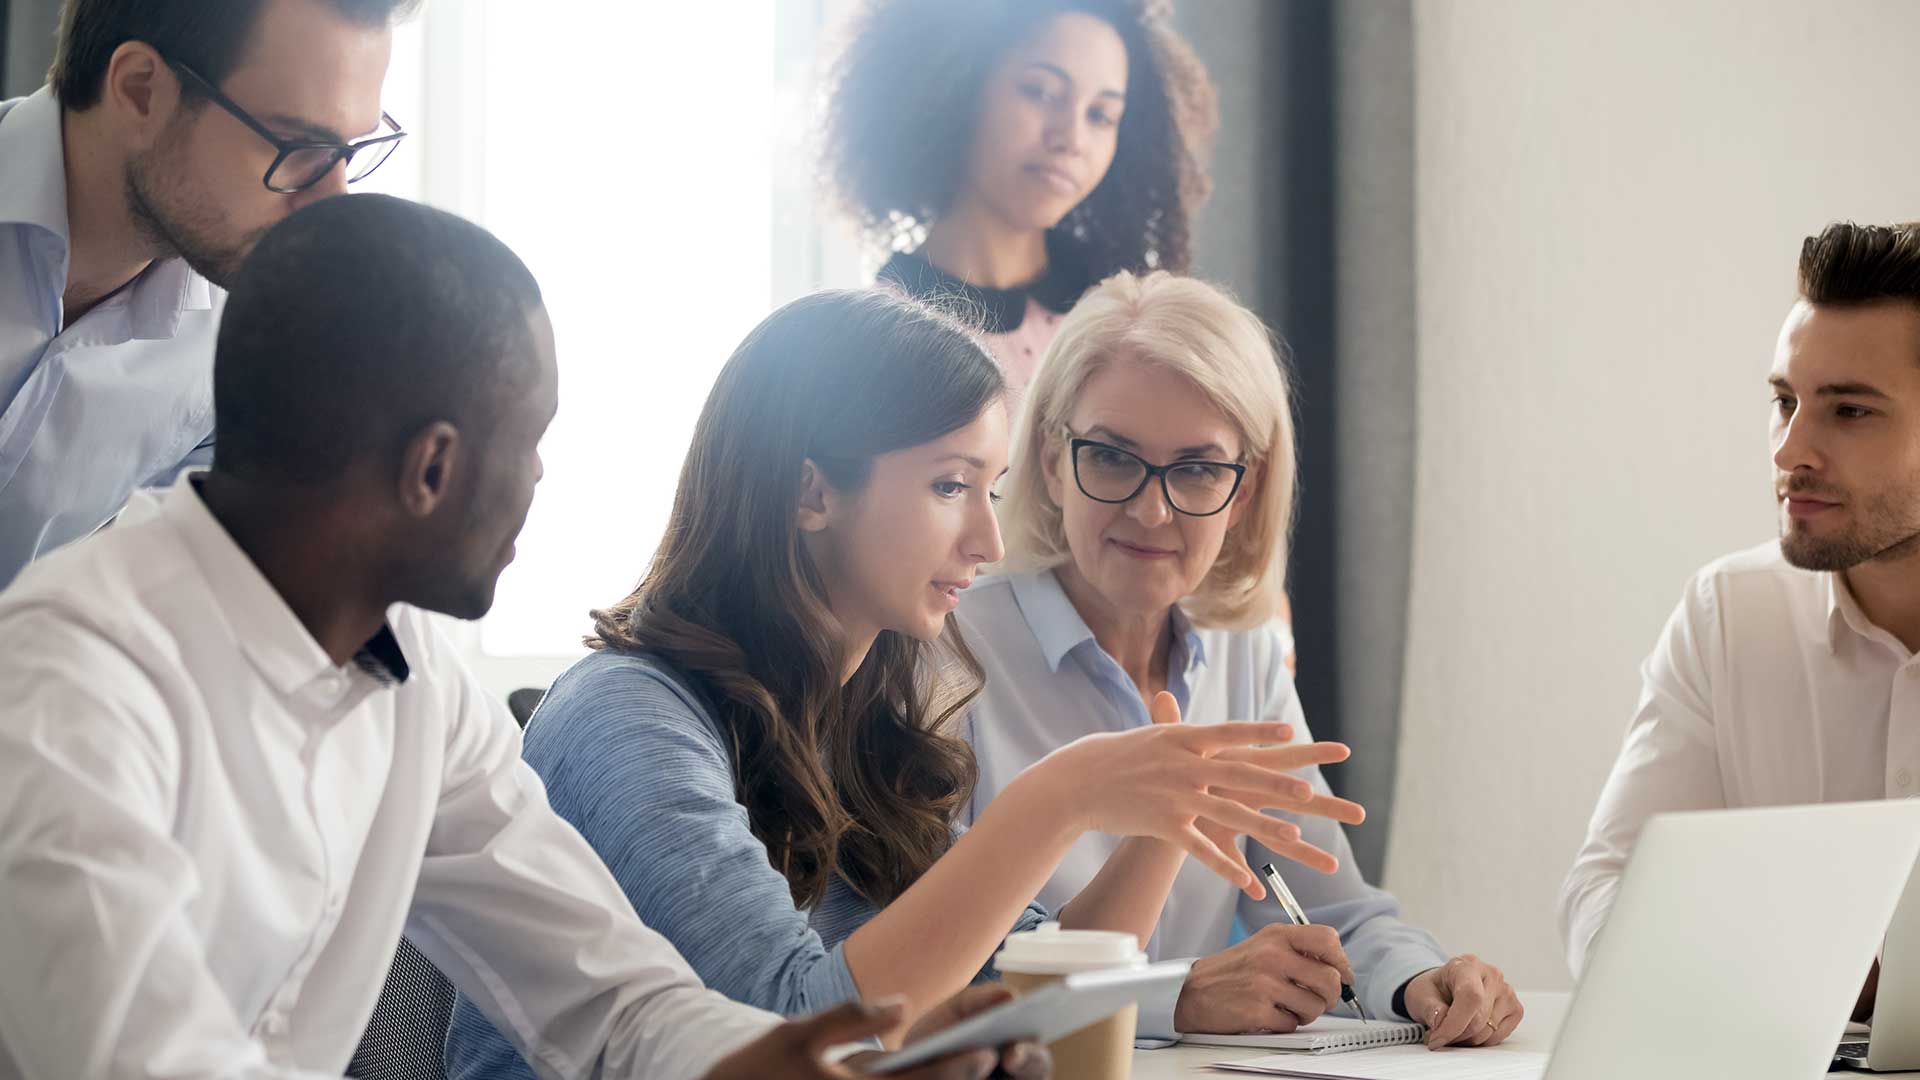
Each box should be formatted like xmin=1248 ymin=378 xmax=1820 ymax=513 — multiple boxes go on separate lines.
xmin=1177 ymin=1017 xmax=1426 ymax=1055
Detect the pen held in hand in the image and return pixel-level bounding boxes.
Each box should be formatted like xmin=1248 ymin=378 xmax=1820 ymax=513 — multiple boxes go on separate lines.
xmin=1260 ymin=862 xmax=1370 ymax=1024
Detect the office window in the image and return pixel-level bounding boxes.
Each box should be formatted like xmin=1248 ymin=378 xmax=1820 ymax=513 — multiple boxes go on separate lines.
xmin=381 ymin=4 xmax=860 ymax=692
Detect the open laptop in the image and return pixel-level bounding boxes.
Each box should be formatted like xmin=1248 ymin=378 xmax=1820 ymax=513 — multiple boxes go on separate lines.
xmin=1837 ymin=853 xmax=1920 ymax=1071
xmin=1542 ymin=800 xmax=1920 ymax=1080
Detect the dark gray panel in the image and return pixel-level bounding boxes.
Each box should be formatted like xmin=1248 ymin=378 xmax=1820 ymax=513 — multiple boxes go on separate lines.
xmin=1178 ymin=0 xmax=1415 ymax=881
xmin=6 ymin=0 xmax=60 ymax=99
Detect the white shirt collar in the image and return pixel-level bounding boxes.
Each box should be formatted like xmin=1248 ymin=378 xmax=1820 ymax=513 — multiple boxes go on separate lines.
xmin=159 ymin=473 xmax=408 ymax=694
xmin=1006 ymin=566 xmax=1208 ymax=674
xmin=1825 ymin=567 xmax=1911 ymax=658
xmin=0 ymin=88 xmax=71 ymax=242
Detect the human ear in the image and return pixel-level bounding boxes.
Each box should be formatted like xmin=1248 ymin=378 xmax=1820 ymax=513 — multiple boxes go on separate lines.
xmin=1040 ymin=438 xmax=1067 ymax=506
xmin=1226 ymin=464 xmax=1260 ymax=529
xmin=102 ymin=41 xmax=179 ymax=143
xmin=795 ymin=458 xmax=835 ymax=533
xmin=397 ymin=421 xmax=462 ymax=519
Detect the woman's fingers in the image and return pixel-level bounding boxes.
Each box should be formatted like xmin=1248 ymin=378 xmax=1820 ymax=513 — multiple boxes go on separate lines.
xmin=1217 ymin=785 xmax=1366 ymax=828
xmin=1487 ymin=992 xmax=1525 ymax=1046
xmin=1285 ymin=791 xmax=1367 ymax=826
xmin=1217 ymin=741 xmax=1352 ymax=771
xmin=1190 ymin=794 xmax=1335 ymax=870
xmin=1149 ymin=690 xmax=1182 ymax=725
xmin=1191 ymin=758 xmax=1317 ymax=803
xmin=1181 ymin=720 xmax=1297 ymax=751
xmin=1172 ymin=822 xmax=1259 ymax=894
xmin=1190 ymin=760 xmax=1367 ymax=826
xmin=1261 ymin=831 xmax=1341 ymax=874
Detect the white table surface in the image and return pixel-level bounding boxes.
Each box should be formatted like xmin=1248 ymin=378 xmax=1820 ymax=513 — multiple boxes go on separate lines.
xmin=1125 ymin=991 xmax=1909 ymax=1079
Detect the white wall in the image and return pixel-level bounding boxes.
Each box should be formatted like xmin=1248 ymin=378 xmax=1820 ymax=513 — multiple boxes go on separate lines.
xmin=1387 ymin=0 xmax=1920 ymax=990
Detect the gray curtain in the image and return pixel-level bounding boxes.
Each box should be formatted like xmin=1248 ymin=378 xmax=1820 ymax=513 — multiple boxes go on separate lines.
xmin=1178 ymin=0 xmax=1415 ymax=881
xmin=6 ymin=0 xmax=59 ymax=99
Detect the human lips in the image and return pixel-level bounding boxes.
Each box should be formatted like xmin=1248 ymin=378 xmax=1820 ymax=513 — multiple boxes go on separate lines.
xmin=1778 ymin=481 xmax=1844 ymax=519
xmin=1783 ymin=496 xmax=1841 ymax=519
xmin=1109 ymin=538 xmax=1179 ymax=560
xmin=931 ymin=577 xmax=973 ymax=608
xmin=1024 ymin=162 xmax=1080 ymax=196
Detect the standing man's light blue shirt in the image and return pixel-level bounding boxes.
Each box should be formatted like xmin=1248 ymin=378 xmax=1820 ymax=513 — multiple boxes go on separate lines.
xmin=958 ymin=570 xmax=1449 ymax=1037
xmin=0 ymin=88 xmax=222 ymax=589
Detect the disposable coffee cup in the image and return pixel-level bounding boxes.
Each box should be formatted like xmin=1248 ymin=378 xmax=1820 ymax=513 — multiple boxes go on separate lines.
xmin=994 ymin=921 xmax=1148 ymax=1080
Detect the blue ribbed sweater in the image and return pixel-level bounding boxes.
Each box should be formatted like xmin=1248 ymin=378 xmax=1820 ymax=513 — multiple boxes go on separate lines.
xmin=443 ymin=648 xmax=1045 ymax=1080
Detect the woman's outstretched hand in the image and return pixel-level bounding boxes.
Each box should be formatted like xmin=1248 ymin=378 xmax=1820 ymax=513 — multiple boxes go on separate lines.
xmin=1029 ymin=691 xmax=1365 ymax=896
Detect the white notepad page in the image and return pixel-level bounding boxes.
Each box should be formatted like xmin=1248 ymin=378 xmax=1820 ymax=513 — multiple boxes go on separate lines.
xmin=1179 ymin=1016 xmax=1424 ymax=1053
xmin=1208 ymin=1043 xmax=1549 ymax=1080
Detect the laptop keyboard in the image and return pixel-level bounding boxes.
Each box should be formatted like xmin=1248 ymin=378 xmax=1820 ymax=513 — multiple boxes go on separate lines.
xmin=1837 ymin=1041 xmax=1870 ymax=1061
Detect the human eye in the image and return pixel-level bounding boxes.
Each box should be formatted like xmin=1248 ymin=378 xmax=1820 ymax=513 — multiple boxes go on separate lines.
xmin=1837 ymin=403 xmax=1875 ymax=420
xmin=1175 ymin=461 xmax=1229 ymax=479
xmin=1772 ymin=394 xmax=1796 ymax=418
xmin=1018 ymin=81 xmax=1055 ymax=105
xmin=934 ymin=478 xmax=969 ymax=499
xmin=1089 ymin=106 xmax=1120 ymax=129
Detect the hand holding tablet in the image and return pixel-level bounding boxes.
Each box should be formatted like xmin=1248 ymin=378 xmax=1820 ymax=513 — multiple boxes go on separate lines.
xmin=861 ymin=960 xmax=1192 ymax=1076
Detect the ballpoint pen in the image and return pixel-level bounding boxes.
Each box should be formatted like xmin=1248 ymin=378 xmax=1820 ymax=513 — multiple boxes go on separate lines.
xmin=1261 ymin=862 xmax=1369 ymax=1024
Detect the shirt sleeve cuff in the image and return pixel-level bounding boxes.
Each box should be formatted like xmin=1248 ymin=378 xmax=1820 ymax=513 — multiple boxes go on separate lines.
xmin=1133 ymin=957 xmax=1196 ymax=1039
xmin=1370 ymin=955 xmax=1444 ymax=1023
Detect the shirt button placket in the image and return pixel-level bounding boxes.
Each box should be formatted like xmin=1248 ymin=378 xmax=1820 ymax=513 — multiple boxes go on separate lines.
xmin=1893 ymin=663 xmax=1920 ymax=796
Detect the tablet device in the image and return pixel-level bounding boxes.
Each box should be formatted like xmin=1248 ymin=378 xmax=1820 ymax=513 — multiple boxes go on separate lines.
xmin=859 ymin=960 xmax=1190 ymax=1075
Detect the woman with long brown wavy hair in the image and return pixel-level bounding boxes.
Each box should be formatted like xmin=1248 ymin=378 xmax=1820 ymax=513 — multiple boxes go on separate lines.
xmin=445 ymin=289 xmax=1363 ymax=1079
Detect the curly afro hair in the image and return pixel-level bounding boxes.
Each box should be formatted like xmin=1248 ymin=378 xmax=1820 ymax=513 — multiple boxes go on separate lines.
xmin=821 ymin=0 xmax=1218 ymax=278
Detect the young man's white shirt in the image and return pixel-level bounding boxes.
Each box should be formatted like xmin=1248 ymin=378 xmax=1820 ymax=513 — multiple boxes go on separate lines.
xmin=0 ymin=475 xmax=779 ymax=1080
xmin=1560 ymin=540 xmax=1920 ymax=976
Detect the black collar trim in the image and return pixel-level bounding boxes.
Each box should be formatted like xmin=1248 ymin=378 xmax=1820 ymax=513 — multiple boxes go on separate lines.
xmin=878 ymin=233 xmax=1092 ymax=334
xmin=353 ymin=623 xmax=411 ymax=686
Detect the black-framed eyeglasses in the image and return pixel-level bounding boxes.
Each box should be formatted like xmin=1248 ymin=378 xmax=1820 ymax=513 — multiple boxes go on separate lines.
xmin=1068 ymin=436 xmax=1247 ymax=517
xmin=167 ymin=59 xmax=406 ymax=194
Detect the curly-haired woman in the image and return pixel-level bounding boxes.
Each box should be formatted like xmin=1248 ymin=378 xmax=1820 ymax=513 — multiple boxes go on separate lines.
xmin=822 ymin=0 xmax=1217 ymax=391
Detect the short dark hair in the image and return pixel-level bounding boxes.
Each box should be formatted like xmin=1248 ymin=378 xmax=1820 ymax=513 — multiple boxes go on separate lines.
xmin=51 ymin=0 xmax=421 ymax=110
xmin=213 ymin=193 xmax=544 ymax=486
xmin=821 ymin=0 xmax=1217 ymax=278
xmin=1798 ymin=221 xmax=1920 ymax=308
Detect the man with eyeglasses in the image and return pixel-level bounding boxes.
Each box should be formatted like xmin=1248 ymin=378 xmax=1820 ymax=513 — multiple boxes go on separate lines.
xmin=0 ymin=0 xmax=413 ymax=589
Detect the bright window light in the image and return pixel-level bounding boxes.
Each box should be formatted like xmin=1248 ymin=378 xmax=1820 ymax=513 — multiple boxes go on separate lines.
xmin=479 ymin=6 xmax=776 ymax=658
xmin=368 ymin=4 xmax=860 ymax=687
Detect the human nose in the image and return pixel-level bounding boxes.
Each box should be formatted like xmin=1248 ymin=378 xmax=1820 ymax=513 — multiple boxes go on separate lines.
xmin=964 ymin=493 xmax=1006 ymax=566
xmin=1126 ymin=473 xmax=1175 ymax=526
xmin=1045 ymin=102 xmax=1084 ymax=155
xmin=1772 ymin=407 xmax=1822 ymax=475
xmin=292 ymin=159 xmax=351 ymax=205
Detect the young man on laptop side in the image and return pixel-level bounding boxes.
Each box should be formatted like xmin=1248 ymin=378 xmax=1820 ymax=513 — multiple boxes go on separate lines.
xmin=0 ymin=193 xmax=1045 ymax=1080
xmin=1560 ymin=220 xmax=1920 ymax=1022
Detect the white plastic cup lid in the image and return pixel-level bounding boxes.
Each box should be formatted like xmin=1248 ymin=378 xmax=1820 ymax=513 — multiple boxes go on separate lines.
xmin=994 ymin=921 xmax=1148 ymax=976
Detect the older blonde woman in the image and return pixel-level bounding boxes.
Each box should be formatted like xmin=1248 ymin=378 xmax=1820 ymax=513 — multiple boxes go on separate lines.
xmin=959 ymin=271 xmax=1521 ymax=1048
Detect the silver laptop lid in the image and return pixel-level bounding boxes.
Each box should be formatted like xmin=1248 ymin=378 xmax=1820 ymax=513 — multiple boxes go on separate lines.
xmin=1546 ymin=800 xmax=1920 ymax=1080
xmin=1869 ymin=851 xmax=1920 ymax=1069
